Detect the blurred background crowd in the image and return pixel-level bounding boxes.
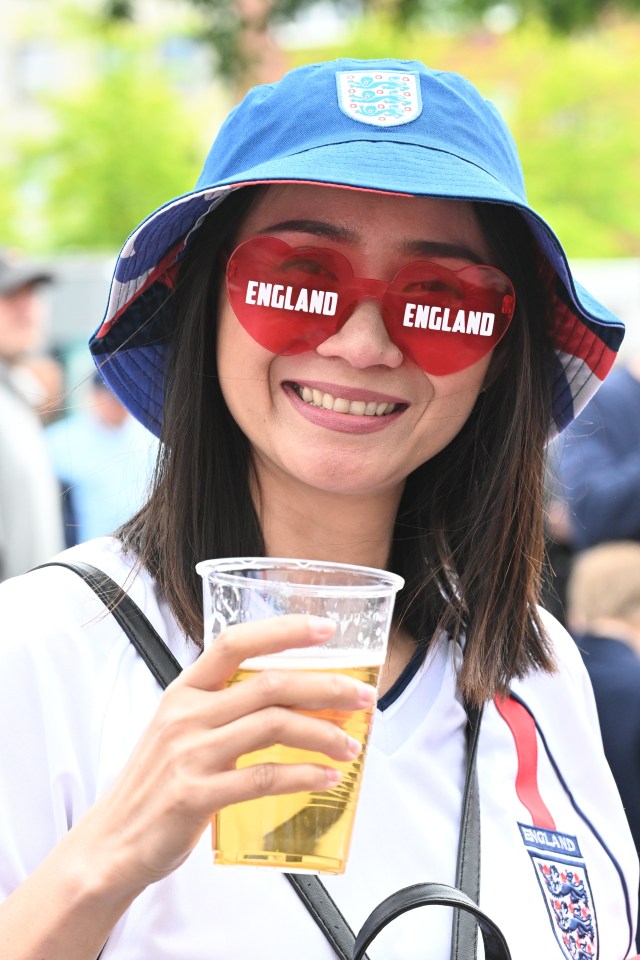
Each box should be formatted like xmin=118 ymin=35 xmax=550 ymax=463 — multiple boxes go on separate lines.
xmin=1 ymin=0 xmax=640 ymax=933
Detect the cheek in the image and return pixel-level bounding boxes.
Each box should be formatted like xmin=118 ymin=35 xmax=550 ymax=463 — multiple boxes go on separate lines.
xmin=424 ymin=354 xmax=490 ymax=410
xmin=216 ymin=294 xmax=277 ymax=424
xmin=414 ymin=357 xmax=490 ymax=447
xmin=217 ymin=292 xmax=262 ymax=381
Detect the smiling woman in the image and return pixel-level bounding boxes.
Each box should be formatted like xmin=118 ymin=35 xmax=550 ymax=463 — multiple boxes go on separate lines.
xmin=0 ymin=58 xmax=636 ymax=960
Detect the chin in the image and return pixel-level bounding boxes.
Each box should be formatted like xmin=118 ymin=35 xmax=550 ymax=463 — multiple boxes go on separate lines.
xmin=288 ymin=457 xmax=405 ymax=498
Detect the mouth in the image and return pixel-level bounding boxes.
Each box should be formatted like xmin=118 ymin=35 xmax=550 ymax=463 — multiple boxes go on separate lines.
xmin=286 ymin=382 xmax=405 ymax=417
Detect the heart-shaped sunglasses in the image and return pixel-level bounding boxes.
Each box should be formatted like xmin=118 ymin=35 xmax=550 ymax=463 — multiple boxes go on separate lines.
xmin=226 ymin=236 xmax=516 ymax=376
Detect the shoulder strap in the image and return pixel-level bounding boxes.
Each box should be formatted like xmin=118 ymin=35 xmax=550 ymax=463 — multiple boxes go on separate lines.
xmin=451 ymin=702 xmax=482 ymax=958
xmin=35 ymin=561 xmax=182 ymax=688
xmin=353 ymin=881 xmax=512 ymax=960
xmin=287 ymin=701 xmax=484 ymax=960
xmin=286 ymin=874 xmax=366 ymax=960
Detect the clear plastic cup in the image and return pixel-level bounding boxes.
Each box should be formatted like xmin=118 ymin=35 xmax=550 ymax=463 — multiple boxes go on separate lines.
xmin=196 ymin=557 xmax=404 ymax=874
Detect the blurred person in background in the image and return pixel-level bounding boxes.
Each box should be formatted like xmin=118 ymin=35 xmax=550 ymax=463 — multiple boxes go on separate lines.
xmin=543 ymin=356 xmax=640 ymax=623
xmin=566 ymin=540 xmax=640 ymax=950
xmin=553 ymin=357 xmax=640 ymax=550
xmin=45 ymin=371 xmax=159 ymax=546
xmin=0 ymin=251 xmax=65 ymax=581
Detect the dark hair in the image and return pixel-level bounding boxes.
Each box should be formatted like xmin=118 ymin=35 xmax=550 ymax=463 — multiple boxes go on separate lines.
xmin=119 ymin=188 xmax=556 ymax=706
xmin=391 ymin=202 xmax=556 ymax=702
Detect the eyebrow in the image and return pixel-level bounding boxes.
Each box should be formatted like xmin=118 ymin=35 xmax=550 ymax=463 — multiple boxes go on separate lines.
xmin=261 ymin=219 xmax=485 ymax=264
xmin=400 ymin=239 xmax=485 ymax=265
xmin=262 ymin=219 xmax=356 ymax=242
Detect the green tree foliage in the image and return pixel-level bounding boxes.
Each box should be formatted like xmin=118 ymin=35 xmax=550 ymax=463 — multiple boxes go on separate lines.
xmin=104 ymin=0 xmax=640 ymax=86
xmin=506 ymin=24 xmax=640 ymax=256
xmin=4 ymin=50 xmax=203 ymax=251
xmin=0 ymin=162 xmax=22 ymax=251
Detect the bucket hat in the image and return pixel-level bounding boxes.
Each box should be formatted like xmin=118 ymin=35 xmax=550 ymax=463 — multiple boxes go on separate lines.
xmin=90 ymin=57 xmax=624 ymax=439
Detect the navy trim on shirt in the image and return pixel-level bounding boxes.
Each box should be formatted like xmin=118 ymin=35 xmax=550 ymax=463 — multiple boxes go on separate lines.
xmin=377 ymin=642 xmax=428 ymax=711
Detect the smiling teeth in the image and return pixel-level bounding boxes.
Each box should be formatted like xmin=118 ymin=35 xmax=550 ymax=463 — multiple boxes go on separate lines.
xmin=299 ymin=385 xmax=397 ymax=416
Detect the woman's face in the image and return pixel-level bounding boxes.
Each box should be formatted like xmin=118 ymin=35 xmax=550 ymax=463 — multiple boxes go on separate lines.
xmin=217 ymin=184 xmax=497 ymax=498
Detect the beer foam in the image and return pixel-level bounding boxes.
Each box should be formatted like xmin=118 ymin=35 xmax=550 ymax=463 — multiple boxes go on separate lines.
xmin=239 ymin=650 xmax=385 ymax=671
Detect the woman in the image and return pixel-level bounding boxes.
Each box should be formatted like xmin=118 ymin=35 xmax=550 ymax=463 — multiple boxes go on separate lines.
xmin=0 ymin=58 xmax=636 ymax=959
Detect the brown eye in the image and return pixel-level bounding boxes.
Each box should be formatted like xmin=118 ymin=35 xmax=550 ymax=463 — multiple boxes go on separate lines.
xmin=402 ymin=279 xmax=458 ymax=296
xmin=281 ymin=256 xmax=338 ymax=280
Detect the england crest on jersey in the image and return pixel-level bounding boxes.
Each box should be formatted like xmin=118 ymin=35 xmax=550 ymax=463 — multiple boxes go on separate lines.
xmin=335 ymin=71 xmax=422 ymax=126
xmin=519 ymin=824 xmax=598 ymax=959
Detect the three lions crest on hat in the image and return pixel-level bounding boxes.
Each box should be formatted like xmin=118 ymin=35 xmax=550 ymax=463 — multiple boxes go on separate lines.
xmin=336 ymin=70 xmax=422 ymax=126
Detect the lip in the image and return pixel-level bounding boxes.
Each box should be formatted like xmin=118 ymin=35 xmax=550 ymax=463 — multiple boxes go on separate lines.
xmin=285 ymin=379 xmax=408 ymax=405
xmin=283 ymin=383 xmax=406 ymax=434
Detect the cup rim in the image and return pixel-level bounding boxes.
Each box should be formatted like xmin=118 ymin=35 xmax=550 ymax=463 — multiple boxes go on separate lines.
xmin=195 ymin=556 xmax=405 ymax=597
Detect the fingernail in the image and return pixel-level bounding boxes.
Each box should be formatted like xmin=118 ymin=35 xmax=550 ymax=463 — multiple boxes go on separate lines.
xmin=307 ymin=616 xmax=337 ymax=640
xmin=346 ymin=736 xmax=363 ymax=757
xmin=325 ymin=768 xmax=342 ymax=785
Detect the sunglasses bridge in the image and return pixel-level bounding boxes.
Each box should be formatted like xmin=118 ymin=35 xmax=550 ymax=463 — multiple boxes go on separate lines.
xmin=331 ymin=276 xmax=391 ymax=321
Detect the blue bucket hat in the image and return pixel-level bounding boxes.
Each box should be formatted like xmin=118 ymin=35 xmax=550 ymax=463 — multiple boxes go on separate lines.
xmin=90 ymin=57 xmax=624 ymax=439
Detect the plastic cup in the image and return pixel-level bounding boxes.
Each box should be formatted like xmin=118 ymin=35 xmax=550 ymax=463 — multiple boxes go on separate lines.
xmin=196 ymin=557 xmax=404 ymax=874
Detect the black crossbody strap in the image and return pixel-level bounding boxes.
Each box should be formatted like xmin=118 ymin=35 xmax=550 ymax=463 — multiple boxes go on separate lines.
xmin=353 ymin=882 xmax=512 ymax=960
xmin=287 ymin=702 xmax=484 ymax=960
xmin=451 ymin=702 xmax=483 ymax=959
xmin=35 ymin=561 xmax=183 ymax=688
xmin=286 ymin=874 xmax=365 ymax=960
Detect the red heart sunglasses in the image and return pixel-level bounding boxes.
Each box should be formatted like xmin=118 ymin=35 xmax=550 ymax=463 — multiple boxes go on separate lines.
xmin=226 ymin=236 xmax=515 ymax=376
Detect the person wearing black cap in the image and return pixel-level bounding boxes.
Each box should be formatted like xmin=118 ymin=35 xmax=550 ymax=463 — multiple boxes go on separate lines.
xmin=0 ymin=60 xmax=636 ymax=959
xmin=0 ymin=251 xmax=64 ymax=581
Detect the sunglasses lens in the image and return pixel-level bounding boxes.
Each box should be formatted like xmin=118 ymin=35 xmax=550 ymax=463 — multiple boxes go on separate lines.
xmin=226 ymin=237 xmax=346 ymax=354
xmin=386 ymin=262 xmax=515 ymax=375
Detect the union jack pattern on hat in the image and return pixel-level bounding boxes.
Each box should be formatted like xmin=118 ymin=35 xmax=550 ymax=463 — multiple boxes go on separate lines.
xmin=90 ymin=58 xmax=623 ymax=439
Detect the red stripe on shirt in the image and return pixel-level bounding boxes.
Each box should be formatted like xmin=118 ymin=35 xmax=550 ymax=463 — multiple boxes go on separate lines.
xmin=495 ymin=695 xmax=556 ymax=830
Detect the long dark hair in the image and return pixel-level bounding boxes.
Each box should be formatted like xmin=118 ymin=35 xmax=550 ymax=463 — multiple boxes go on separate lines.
xmin=119 ymin=188 xmax=556 ymax=705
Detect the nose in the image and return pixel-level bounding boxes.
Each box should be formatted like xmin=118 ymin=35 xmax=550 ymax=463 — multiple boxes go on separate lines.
xmin=315 ymin=299 xmax=404 ymax=369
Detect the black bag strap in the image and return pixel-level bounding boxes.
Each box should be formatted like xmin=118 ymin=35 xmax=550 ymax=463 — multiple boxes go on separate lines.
xmin=38 ymin=560 xmax=508 ymax=960
xmin=36 ymin=561 xmax=183 ymax=687
xmin=286 ymin=874 xmax=367 ymax=960
xmin=451 ymin=702 xmax=482 ymax=958
xmin=286 ymin=701 xmax=484 ymax=960
xmin=353 ymin=882 xmax=512 ymax=960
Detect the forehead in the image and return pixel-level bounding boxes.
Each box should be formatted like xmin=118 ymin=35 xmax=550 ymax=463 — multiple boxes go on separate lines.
xmin=237 ymin=183 xmax=491 ymax=259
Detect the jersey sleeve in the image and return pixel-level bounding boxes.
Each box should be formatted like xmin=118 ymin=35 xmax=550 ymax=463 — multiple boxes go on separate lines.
xmin=0 ymin=566 xmax=129 ymax=897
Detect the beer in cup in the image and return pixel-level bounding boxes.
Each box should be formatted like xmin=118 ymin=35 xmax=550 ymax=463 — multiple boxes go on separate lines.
xmin=196 ymin=557 xmax=404 ymax=874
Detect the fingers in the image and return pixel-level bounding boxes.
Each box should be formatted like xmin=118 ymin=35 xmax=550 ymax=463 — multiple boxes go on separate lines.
xmin=157 ymin=663 xmax=375 ymax=777
xmin=208 ymin=762 xmax=342 ymax=811
xmin=178 ymin=614 xmax=337 ymax=692
xmin=202 ymin=704 xmax=365 ymax=770
xmin=195 ymin=666 xmax=376 ymax=727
